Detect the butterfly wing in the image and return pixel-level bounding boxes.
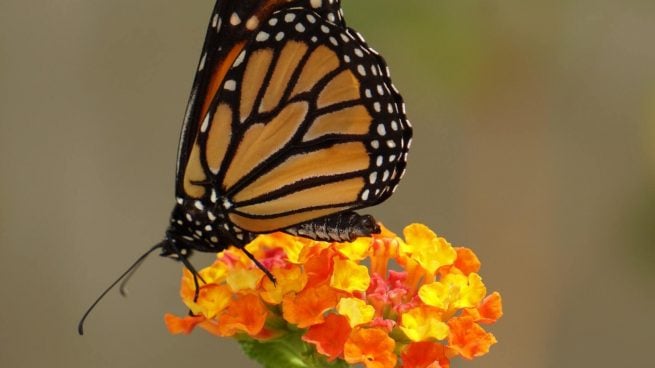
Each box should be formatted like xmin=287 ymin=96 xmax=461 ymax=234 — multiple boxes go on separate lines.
xmin=176 ymin=0 xmax=346 ymax=199
xmin=176 ymin=2 xmax=411 ymax=237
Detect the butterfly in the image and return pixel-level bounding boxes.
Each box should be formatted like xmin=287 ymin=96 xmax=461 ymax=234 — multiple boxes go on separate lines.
xmin=78 ymin=0 xmax=412 ymax=334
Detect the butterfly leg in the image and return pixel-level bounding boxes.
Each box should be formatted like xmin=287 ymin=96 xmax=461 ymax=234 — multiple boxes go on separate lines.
xmin=284 ymin=211 xmax=380 ymax=243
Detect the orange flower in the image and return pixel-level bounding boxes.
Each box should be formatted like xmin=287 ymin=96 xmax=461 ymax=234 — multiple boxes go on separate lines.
xmin=401 ymin=341 xmax=450 ymax=368
xmin=452 ymin=247 xmax=481 ymax=275
xmin=462 ymin=292 xmax=503 ymax=324
xmin=216 ymin=293 xmax=268 ymax=337
xmin=447 ymin=317 xmax=497 ymax=359
xmin=302 ymin=314 xmax=352 ymax=361
xmin=164 ymin=313 xmax=205 ymax=335
xmin=165 ymin=223 xmax=502 ymax=367
xmin=344 ymin=328 xmax=397 ymax=368
xmin=282 ymin=282 xmax=341 ymax=328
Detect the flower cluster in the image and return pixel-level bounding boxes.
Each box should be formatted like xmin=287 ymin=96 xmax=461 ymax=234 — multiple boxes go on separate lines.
xmin=165 ymin=224 xmax=502 ymax=368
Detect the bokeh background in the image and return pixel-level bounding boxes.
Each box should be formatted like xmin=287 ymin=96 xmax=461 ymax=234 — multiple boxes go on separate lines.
xmin=1 ymin=0 xmax=654 ymax=367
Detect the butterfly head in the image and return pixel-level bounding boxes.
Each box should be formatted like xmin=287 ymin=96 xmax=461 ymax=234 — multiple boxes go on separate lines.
xmin=161 ymin=198 xmax=234 ymax=260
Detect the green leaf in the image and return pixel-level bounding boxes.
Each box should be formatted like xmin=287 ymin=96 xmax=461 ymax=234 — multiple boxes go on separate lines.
xmin=237 ymin=332 xmax=349 ymax=368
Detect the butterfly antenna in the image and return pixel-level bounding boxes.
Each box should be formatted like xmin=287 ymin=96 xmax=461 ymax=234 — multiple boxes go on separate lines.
xmin=118 ymin=254 xmax=148 ymax=296
xmin=77 ymin=241 xmax=164 ymax=335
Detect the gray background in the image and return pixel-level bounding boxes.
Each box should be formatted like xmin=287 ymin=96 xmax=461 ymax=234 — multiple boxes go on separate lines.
xmin=2 ymin=0 xmax=654 ymax=367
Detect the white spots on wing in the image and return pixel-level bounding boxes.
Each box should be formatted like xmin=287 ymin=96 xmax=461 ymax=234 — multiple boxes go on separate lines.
xmin=212 ymin=14 xmax=219 ymax=28
xmin=194 ymin=201 xmax=204 ymax=210
xmin=327 ymin=13 xmax=336 ymax=22
xmin=376 ymin=156 xmax=384 ymax=167
xmin=329 ymin=36 xmax=338 ymax=46
xmin=233 ymin=51 xmax=246 ymax=67
xmin=198 ymin=52 xmax=207 ymax=71
xmin=185 ymin=213 xmax=193 ymax=222
xmin=246 ymin=16 xmax=260 ymax=30
xmin=321 ymin=25 xmax=330 ymax=34
xmin=361 ymin=189 xmax=370 ymax=201
xmin=284 ymin=13 xmax=296 ymax=23
xmin=295 ymin=23 xmax=306 ymax=32
xmin=210 ymin=189 xmax=218 ymax=203
xmin=230 ymin=12 xmax=241 ymax=26
xmin=256 ymin=31 xmax=270 ymax=42
xmin=343 ymin=54 xmax=351 ymax=63
xmin=386 ymin=140 xmax=397 ymax=148
xmin=370 ymin=140 xmax=379 ymax=149
xmin=176 ymin=197 xmax=183 ymax=205
xmin=210 ymin=236 xmax=219 ymax=243
xmin=369 ymin=172 xmax=378 ymax=184
xmin=371 ymin=65 xmax=378 ymax=76
xmin=340 ymin=33 xmax=350 ymax=43
xmin=222 ymin=198 xmax=233 ymax=210
xmin=276 ymin=32 xmax=285 ymax=41
xmin=310 ymin=0 xmax=322 ymax=8
xmin=377 ymin=124 xmax=386 ymax=136
xmin=357 ymin=64 xmax=366 ymax=76
xmin=364 ymin=89 xmax=372 ymax=98
xmin=306 ymin=14 xmax=317 ymax=23
xmin=200 ymin=114 xmax=210 ymax=133
xmin=373 ymin=102 xmax=381 ymax=112
xmin=382 ymin=170 xmax=390 ymax=182
xmin=207 ymin=211 xmax=217 ymax=221
xmin=224 ymin=79 xmax=237 ymax=91
xmin=354 ymin=48 xmax=364 ymax=58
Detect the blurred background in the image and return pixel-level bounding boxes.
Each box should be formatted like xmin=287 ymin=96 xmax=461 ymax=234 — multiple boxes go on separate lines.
xmin=1 ymin=0 xmax=654 ymax=367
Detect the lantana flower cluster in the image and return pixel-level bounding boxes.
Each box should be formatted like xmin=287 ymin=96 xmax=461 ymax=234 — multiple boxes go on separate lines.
xmin=165 ymin=223 xmax=503 ymax=368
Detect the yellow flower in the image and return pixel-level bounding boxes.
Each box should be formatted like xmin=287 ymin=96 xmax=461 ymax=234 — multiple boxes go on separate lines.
xmin=401 ymin=224 xmax=457 ymax=275
xmin=164 ymin=223 xmax=503 ymax=368
xmin=419 ymin=273 xmax=487 ymax=311
xmin=337 ymin=297 xmax=376 ymax=327
xmin=399 ymin=305 xmax=450 ymax=341
xmin=330 ymin=258 xmax=371 ymax=293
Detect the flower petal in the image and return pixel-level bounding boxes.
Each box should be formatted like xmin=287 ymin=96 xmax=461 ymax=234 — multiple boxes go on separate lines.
xmin=330 ymin=258 xmax=370 ymax=293
xmin=260 ymin=265 xmax=307 ymax=305
xmin=453 ymin=247 xmax=480 ymax=275
xmin=282 ymin=282 xmax=341 ymax=328
xmin=334 ymin=237 xmax=372 ymax=261
xmin=164 ymin=313 xmax=205 ymax=335
xmin=216 ymin=293 xmax=268 ymax=337
xmin=401 ymin=341 xmax=450 ymax=368
xmin=419 ymin=273 xmax=486 ymax=311
xmin=447 ymin=317 xmax=497 ymax=359
xmin=401 ymin=224 xmax=457 ymax=274
xmin=344 ymin=328 xmax=396 ymax=368
xmin=462 ymin=291 xmax=503 ymax=324
xmin=400 ymin=306 xmax=450 ymax=342
xmin=226 ymin=267 xmax=264 ymax=292
xmin=336 ymin=298 xmax=375 ymax=327
xmin=302 ymin=314 xmax=352 ymax=361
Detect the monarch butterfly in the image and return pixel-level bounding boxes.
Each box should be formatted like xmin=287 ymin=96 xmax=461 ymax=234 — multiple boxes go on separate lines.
xmin=79 ymin=0 xmax=411 ymax=334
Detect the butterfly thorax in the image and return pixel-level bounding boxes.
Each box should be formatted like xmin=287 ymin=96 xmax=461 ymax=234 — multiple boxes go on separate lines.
xmin=163 ymin=197 xmax=253 ymax=259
